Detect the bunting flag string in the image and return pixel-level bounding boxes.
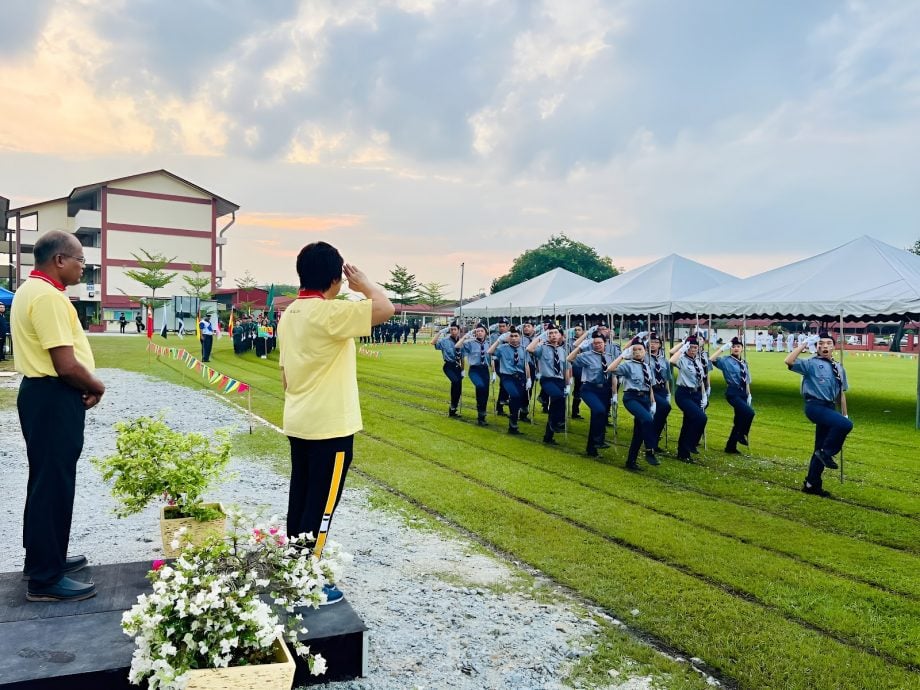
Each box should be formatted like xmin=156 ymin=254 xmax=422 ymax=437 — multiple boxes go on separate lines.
xmin=358 ymin=346 xmax=381 ymax=359
xmin=148 ymin=342 xmax=251 ymax=394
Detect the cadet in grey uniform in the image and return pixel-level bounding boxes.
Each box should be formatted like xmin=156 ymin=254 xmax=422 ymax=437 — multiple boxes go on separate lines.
xmin=568 ymin=327 xmax=612 ymax=457
xmin=527 ymin=323 xmax=570 ymax=445
xmin=710 ymin=336 xmax=754 ymax=454
xmin=606 ymin=337 xmax=659 ymax=469
xmin=488 ymin=327 xmax=531 ymax=434
xmin=568 ymin=324 xmax=586 ymax=418
xmin=432 ymin=322 xmax=464 ymax=417
xmin=458 ymin=323 xmax=492 ymax=426
xmin=491 ymin=318 xmax=511 ymax=415
xmin=669 ymin=335 xmax=708 ymax=462
xmin=785 ymin=331 xmax=853 ymax=497
xmin=646 ymin=332 xmax=672 ymax=452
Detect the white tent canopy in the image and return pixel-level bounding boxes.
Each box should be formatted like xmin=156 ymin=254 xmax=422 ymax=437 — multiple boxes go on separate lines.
xmin=555 ymin=254 xmax=738 ymax=315
xmin=673 ymin=236 xmax=920 ymax=319
xmin=457 ymin=267 xmax=597 ymax=318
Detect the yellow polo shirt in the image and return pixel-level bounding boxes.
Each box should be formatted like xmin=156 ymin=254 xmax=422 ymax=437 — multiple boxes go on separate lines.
xmin=279 ymin=298 xmax=372 ymax=440
xmin=11 ymin=276 xmax=96 ymax=377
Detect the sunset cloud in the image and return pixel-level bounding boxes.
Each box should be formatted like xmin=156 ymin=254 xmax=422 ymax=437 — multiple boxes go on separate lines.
xmin=235 ymin=213 xmax=366 ymax=232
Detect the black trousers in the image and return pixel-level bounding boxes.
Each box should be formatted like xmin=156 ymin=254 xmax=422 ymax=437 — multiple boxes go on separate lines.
xmin=540 ymin=377 xmax=565 ymax=439
xmin=0 ymin=332 xmax=7 ymax=360
xmin=675 ymin=386 xmax=707 ymax=458
xmin=500 ymin=374 xmax=527 ymax=424
xmin=255 ymin=336 xmax=266 ymax=357
xmin=287 ymin=435 xmax=354 ymax=558
xmin=725 ymin=385 xmax=755 ymax=450
xmin=18 ymin=377 xmax=85 ymax=586
xmin=442 ymin=362 xmax=463 ymax=409
xmin=623 ymin=391 xmax=656 ymax=463
xmin=571 ymin=367 xmax=583 ymax=415
xmin=468 ymin=365 xmax=490 ymax=415
xmin=201 ymin=334 xmax=213 ymax=361
xmin=651 ymin=385 xmax=671 ymax=449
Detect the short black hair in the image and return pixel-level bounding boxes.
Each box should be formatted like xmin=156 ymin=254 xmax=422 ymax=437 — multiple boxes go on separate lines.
xmin=296 ymin=241 xmax=344 ymax=291
xmin=33 ymin=230 xmax=76 ymax=266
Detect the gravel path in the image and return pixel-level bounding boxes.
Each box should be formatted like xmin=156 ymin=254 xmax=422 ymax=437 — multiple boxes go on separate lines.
xmin=0 ymin=369 xmax=637 ymax=689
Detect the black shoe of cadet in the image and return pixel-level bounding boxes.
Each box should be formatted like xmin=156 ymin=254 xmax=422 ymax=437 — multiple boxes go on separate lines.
xmin=816 ymin=449 xmax=838 ymax=469
xmin=543 ymin=436 xmax=558 ymax=445
xmin=22 ymin=554 xmax=87 ymax=581
xmin=508 ymin=426 xmax=521 ymax=435
xmin=724 ymin=446 xmax=741 ymax=455
xmin=645 ymin=450 xmax=660 ymax=466
xmin=738 ymin=434 xmax=749 ymax=447
xmin=586 ymin=446 xmax=599 ymax=457
xmin=448 ymin=408 xmax=459 ymax=418
xmin=802 ymin=481 xmax=831 ymax=498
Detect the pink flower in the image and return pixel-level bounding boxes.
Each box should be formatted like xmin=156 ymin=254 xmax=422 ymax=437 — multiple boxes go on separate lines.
xmin=275 ymin=535 xmax=287 ymax=546
xmin=152 ymin=559 xmax=166 ymax=571
xmin=269 ymin=527 xmax=279 ymax=535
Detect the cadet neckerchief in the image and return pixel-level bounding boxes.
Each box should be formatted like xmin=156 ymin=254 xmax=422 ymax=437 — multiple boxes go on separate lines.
xmin=552 ymin=345 xmax=562 ymax=376
xmin=477 ymin=337 xmax=487 ymax=365
xmin=686 ymin=352 xmax=703 ymax=386
xmin=452 ymin=337 xmax=463 ymax=366
xmin=652 ymin=350 xmax=663 ymax=384
xmin=828 ymin=358 xmax=842 ymax=392
xmin=513 ymin=345 xmax=520 ymax=368
xmin=733 ymin=354 xmax=748 ymax=386
xmin=29 ymin=269 xmax=65 ymax=291
xmin=642 ymin=360 xmax=651 ymax=390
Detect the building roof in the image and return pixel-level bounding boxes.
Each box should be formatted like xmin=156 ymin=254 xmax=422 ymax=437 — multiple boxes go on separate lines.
xmin=12 ymin=169 xmax=240 ymax=218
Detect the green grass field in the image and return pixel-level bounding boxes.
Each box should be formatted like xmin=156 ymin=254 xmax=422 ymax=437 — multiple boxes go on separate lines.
xmin=3 ymin=334 xmax=919 ymax=689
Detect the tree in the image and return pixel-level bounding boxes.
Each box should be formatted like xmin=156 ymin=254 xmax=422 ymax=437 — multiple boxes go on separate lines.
xmin=121 ymin=249 xmax=178 ymax=307
xmin=380 ymin=264 xmax=419 ymax=304
xmin=182 ymin=263 xmax=212 ymax=299
xmin=234 ymin=270 xmax=259 ymax=290
xmin=490 ymin=233 xmax=618 ymax=293
xmin=417 ymin=281 xmax=450 ymax=308
xmin=908 ymin=239 xmax=920 ymax=256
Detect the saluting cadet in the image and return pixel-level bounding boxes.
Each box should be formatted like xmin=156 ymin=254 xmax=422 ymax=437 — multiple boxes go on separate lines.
xmin=568 ymin=324 xmax=586 ymax=418
xmin=458 ymin=323 xmax=492 ymax=426
xmin=669 ymin=335 xmax=708 ymax=462
xmin=785 ymin=331 xmax=853 ymax=497
xmin=597 ymin=323 xmax=621 ymax=424
xmin=568 ymin=327 xmax=612 ymax=457
xmin=710 ymin=336 xmax=755 ymax=454
xmin=606 ymin=337 xmax=659 ymax=469
xmin=491 ymin=318 xmax=511 ymax=415
xmin=520 ymin=321 xmax=539 ymax=412
xmin=432 ymin=322 xmax=464 ymax=417
xmin=489 ymin=327 xmax=531 ymax=434
xmin=646 ymin=332 xmax=672 ymax=452
xmin=527 ymin=324 xmax=570 ymax=445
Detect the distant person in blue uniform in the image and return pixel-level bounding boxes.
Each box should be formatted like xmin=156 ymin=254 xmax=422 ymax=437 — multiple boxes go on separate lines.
xmin=199 ymin=314 xmax=214 ymax=362
xmin=489 ymin=326 xmax=531 ymax=434
xmin=458 ymin=323 xmax=492 ymax=426
xmin=710 ymin=336 xmax=755 ymax=454
xmin=568 ymin=326 xmax=612 ymax=457
xmin=527 ymin=323 xmax=569 ymax=445
xmin=646 ymin=332 xmax=671 ymax=452
xmin=606 ymin=337 xmax=659 ymax=469
xmin=669 ymin=335 xmax=707 ymax=462
xmin=490 ymin=318 xmax=511 ymax=416
xmin=785 ymin=331 xmax=852 ymax=497
xmin=568 ymin=323 xmax=585 ymax=419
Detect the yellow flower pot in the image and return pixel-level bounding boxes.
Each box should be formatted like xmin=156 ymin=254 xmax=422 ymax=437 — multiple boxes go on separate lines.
xmin=184 ymin=634 xmax=296 ymax=690
xmin=159 ymin=502 xmax=226 ymax=558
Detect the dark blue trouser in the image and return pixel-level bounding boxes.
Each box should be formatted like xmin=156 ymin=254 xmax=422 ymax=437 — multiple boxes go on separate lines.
xmin=201 ymin=334 xmax=213 ymax=361
xmin=468 ymin=365 xmax=490 ymax=415
xmin=725 ymin=385 xmax=755 ymax=450
xmin=623 ymin=391 xmax=656 ymax=463
xmin=804 ymin=400 xmax=853 ymax=485
xmin=581 ymin=383 xmax=608 ymax=449
xmin=651 ymin=386 xmax=671 ymax=449
xmin=19 ymin=377 xmax=85 ymax=586
xmin=495 ymin=359 xmax=509 ymax=407
xmin=442 ymin=362 xmax=463 ymax=409
xmin=500 ymin=374 xmax=527 ymax=424
xmin=571 ymin=366 xmax=583 ymax=415
xmin=675 ymin=386 xmax=707 ymax=458
xmin=540 ymin=377 xmax=565 ymax=439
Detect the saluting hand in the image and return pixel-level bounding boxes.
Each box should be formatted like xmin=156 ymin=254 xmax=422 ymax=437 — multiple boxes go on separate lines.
xmin=343 ymin=263 xmax=372 ymax=293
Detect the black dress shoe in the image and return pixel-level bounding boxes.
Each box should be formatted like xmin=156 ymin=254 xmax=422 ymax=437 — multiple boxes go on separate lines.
xmin=690 ymin=447 xmax=700 ymax=455
xmin=543 ymin=437 xmax=558 ymax=445
xmin=496 ymin=407 xmax=507 ymax=416
xmin=27 ymin=576 xmax=96 ymax=602
xmin=724 ymin=447 xmax=741 ymax=455
xmin=802 ymin=481 xmax=831 ymax=497
xmin=815 ymin=450 xmax=838 ymax=469
xmin=448 ymin=408 xmax=459 ymax=417
xmin=586 ymin=447 xmax=599 ymax=457
xmin=645 ymin=451 xmax=660 ymax=466
xmin=22 ymin=555 xmax=88 ymax=581
xmin=625 ymin=462 xmax=641 ymax=471
xmin=596 ymin=441 xmax=611 ymax=449
xmin=677 ymin=454 xmax=694 ymax=463
xmin=738 ymin=434 xmax=749 ymax=446
xmin=508 ymin=426 xmax=521 ymax=435
xmin=519 ymin=415 xmax=531 ymax=424
xmin=477 ymin=418 xmax=488 ymax=427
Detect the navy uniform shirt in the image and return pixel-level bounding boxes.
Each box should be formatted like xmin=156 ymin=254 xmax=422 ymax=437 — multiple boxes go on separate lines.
xmin=533 ymin=343 xmax=567 ymax=380
xmin=494 ymin=343 xmax=528 ymax=376
xmin=614 ymin=359 xmax=652 ymax=392
xmin=574 ymin=350 xmax=610 ymax=386
xmin=462 ymin=338 xmax=491 ymax=366
xmin=789 ymin=356 xmax=848 ymax=401
xmin=674 ymin=354 xmax=706 ymax=388
xmin=647 ymin=350 xmax=672 ymax=387
xmin=435 ymin=336 xmax=464 ymax=364
xmin=712 ymin=355 xmax=750 ymax=389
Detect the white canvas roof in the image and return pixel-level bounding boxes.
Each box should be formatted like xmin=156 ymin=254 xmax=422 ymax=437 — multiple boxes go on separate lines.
xmin=673 ymin=236 xmax=920 ymax=319
xmin=458 ymin=267 xmax=598 ymax=318
xmin=555 ymin=254 xmax=738 ymax=315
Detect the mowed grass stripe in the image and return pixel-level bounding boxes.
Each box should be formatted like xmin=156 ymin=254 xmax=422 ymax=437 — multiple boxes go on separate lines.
xmin=358 ymin=379 xmax=920 ymax=553
xmin=359 ymin=405 xmax=920 ymax=667
xmin=363 ymin=394 xmax=920 ymax=600
xmin=354 ymin=433 xmax=920 ymax=690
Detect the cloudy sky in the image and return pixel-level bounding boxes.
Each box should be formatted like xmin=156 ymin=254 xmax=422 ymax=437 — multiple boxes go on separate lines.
xmin=1 ymin=0 xmax=919 ymax=297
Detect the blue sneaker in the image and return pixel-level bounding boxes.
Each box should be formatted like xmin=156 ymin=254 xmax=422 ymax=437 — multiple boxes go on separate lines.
xmin=320 ymin=583 xmax=344 ymax=606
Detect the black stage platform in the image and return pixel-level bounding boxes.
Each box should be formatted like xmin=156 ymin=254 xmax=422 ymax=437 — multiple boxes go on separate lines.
xmin=0 ymin=560 xmax=367 ymax=689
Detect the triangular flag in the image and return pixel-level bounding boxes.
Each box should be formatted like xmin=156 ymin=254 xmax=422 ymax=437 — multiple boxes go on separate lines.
xmin=195 ymin=312 xmax=201 ymax=340
xmin=228 ymin=310 xmax=235 ymax=335
xmin=146 ymin=304 xmax=154 ymax=340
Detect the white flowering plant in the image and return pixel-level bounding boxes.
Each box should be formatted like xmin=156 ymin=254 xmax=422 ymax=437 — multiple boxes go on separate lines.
xmin=121 ymin=510 xmax=351 ymax=690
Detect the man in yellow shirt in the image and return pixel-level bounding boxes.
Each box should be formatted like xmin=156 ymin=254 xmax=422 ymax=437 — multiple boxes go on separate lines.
xmin=12 ymin=230 xmax=106 ymax=602
xmin=280 ymin=241 xmax=394 ymax=605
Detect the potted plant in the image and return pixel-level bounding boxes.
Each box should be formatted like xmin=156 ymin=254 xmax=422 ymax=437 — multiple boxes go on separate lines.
xmin=122 ymin=511 xmax=346 ymax=689
xmin=93 ymin=416 xmax=233 ymax=557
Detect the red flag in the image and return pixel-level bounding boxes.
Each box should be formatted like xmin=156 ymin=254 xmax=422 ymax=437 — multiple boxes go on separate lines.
xmin=146 ymin=304 xmax=154 ymax=340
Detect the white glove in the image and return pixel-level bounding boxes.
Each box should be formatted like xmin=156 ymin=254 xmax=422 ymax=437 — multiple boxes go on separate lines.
xmin=491 ymin=372 xmax=497 ymax=382
xmin=806 ymin=334 xmax=820 ymax=346
xmin=461 ymin=371 xmax=466 ymax=378
xmin=636 ymin=331 xmax=648 ymax=340
xmin=499 ymin=332 xmax=511 ymax=343
xmin=680 ymin=341 xmax=690 ymax=354
xmin=720 ymin=342 xmax=731 ymax=352
xmin=650 ymin=402 xmax=657 ymax=416
xmin=706 ymin=386 xmax=711 ymax=398
xmin=666 ymin=393 xmax=672 ymax=404
xmin=746 ymin=394 xmax=752 ymax=405
xmin=621 ymin=345 xmax=634 ymax=358
xmin=843 ymin=414 xmax=849 ymax=419
xmin=589 ymin=325 xmax=599 ymax=335
xmin=525 ymin=378 xmax=532 ymax=391
xmin=535 ymin=372 xmax=542 ymax=380
xmin=700 ymin=393 xmax=708 ymax=409
xmin=611 ymin=397 xmax=618 ymax=408
xmin=564 ymin=384 xmax=571 ymax=396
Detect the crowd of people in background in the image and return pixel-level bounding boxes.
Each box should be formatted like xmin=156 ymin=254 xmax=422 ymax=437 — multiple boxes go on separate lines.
xmin=232 ymin=313 xmax=277 ymax=358
xmin=361 ymin=319 xmax=419 ymax=345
